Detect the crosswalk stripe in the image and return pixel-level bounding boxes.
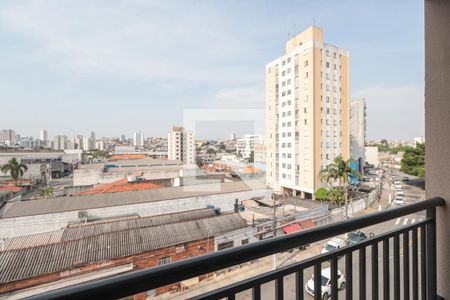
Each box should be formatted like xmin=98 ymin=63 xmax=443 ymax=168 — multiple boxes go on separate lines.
xmin=395 ymin=218 xmax=401 ymax=225
xmin=403 ymin=218 xmax=409 ymax=225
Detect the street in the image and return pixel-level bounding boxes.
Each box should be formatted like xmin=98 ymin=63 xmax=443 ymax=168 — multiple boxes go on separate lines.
xmin=154 ymin=168 xmax=427 ymax=300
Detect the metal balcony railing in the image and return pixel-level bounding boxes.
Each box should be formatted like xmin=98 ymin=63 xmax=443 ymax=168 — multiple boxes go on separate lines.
xmin=28 ymin=197 xmax=445 ymax=300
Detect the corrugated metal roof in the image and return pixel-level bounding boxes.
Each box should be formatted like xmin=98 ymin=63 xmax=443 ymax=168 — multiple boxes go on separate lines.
xmin=0 ymin=213 xmax=247 ymax=284
xmin=1 ymin=208 xmax=216 ymax=251
xmin=0 ymin=180 xmax=266 ymax=218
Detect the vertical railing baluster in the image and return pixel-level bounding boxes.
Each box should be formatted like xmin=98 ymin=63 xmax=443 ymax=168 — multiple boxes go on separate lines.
xmin=393 ymin=235 xmax=400 ymax=300
xmin=314 ymin=263 xmax=321 ymax=300
xmin=383 ymin=239 xmax=390 ymax=300
xmin=372 ymin=242 xmax=379 ymax=300
xmin=420 ymin=225 xmax=427 ymax=300
xmin=359 ymin=247 xmax=366 ymax=300
xmin=330 ymin=258 xmax=338 ymax=300
xmin=403 ymin=231 xmax=410 ymax=299
xmin=228 ymin=294 xmax=236 ymax=300
xmin=276 ymin=276 xmax=284 ymax=300
xmin=412 ymin=227 xmax=418 ymax=300
xmin=295 ymin=270 xmax=303 ymax=300
xmin=345 ymin=252 xmax=353 ymax=300
xmin=426 ymin=208 xmax=437 ymax=300
xmin=253 ymin=284 xmax=261 ymax=300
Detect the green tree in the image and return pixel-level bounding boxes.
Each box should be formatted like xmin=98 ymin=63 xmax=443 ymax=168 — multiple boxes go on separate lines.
xmin=328 ymin=187 xmax=345 ymax=206
xmin=206 ymin=148 xmax=216 ymax=154
xmin=1 ymin=158 xmax=28 ymax=185
xmin=249 ymin=151 xmax=254 ymax=163
xmin=320 ymin=156 xmax=360 ymax=218
xmin=401 ymin=143 xmax=425 ymax=178
xmin=36 ymin=186 xmax=54 ymax=199
xmin=315 ymin=187 xmax=329 ymax=201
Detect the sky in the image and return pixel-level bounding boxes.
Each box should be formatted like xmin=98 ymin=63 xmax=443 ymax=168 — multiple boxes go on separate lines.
xmin=0 ymin=0 xmax=424 ymax=140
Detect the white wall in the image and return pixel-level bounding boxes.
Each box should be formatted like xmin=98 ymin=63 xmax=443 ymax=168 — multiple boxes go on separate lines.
xmin=0 ymin=188 xmax=271 ymax=238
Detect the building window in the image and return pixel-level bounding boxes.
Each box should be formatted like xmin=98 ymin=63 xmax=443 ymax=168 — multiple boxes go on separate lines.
xmin=218 ymin=241 xmax=234 ymax=251
xmin=175 ymin=244 xmax=186 ymax=252
xmin=304 ymin=119 xmax=308 ymax=125
xmin=304 ymin=60 xmax=308 ymax=67
xmin=326 ymin=62 xmax=330 ymax=68
xmin=159 ymin=256 xmax=171 ymax=265
xmin=241 ymin=239 xmax=249 ymax=245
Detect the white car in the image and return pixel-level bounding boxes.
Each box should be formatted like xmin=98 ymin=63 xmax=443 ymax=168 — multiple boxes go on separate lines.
xmin=306 ymin=268 xmax=346 ymax=299
xmin=396 ymin=190 xmax=405 ymax=196
xmin=321 ymin=238 xmax=346 ymax=254
xmin=394 ymin=197 xmax=405 ymax=206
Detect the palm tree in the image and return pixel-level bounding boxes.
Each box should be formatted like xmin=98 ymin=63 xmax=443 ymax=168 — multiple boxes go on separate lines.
xmin=333 ymin=156 xmax=361 ymax=218
xmin=1 ymin=158 xmax=28 ymax=186
xmin=320 ymin=156 xmax=361 ymax=218
xmin=35 ymin=186 xmax=54 ymax=199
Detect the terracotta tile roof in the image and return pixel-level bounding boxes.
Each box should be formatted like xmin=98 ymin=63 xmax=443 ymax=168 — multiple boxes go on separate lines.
xmin=109 ymin=154 xmax=147 ymax=160
xmin=0 ymin=186 xmax=22 ymax=193
xmin=77 ymin=178 xmax=161 ymax=195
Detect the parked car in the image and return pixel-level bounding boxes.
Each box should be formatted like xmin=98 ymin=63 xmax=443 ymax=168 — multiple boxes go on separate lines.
xmin=321 ymin=238 xmax=346 ymax=254
xmin=396 ymin=190 xmax=405 ymax=196
xmin=394 ymin=197 xmax=405 ymax=206
xmin=403 ymin=176 xmax=409 ymax=181
xmin=346 ymin=231 xmax=375 ymax=246
xmin=306 ymin=268 xmax=346 ymax=299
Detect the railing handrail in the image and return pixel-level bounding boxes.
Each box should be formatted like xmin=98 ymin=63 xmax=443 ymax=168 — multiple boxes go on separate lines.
xmin=27 ymin=196 xmax=445 ymax=300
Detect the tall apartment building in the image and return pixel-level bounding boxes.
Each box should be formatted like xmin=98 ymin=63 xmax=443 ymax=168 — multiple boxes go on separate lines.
xmin=236 ymin=134 xmax=265 ymax=159
xmin=82 ymin=137 xmax=96 ymax=151
xmin=168 ymin=126 xmax=195 ymax=165
xmin=53 ymin=135 xmax=68 ymax=150
xmin=39 ymin=129 xmax=48 ymax=142
xmin=0 ymin=129 xmax=16 ymax=146
xmin=133 ymin=131 xmax=144 ymax=147
xmin=266 ymin=26 xmax=350 ymax=198
xmin=350 ymin=98 xmax=366 ymax=174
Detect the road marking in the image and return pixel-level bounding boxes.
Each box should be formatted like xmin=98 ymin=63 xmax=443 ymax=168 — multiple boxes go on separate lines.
xmin=403 ymin=218 xmax=409 ymax=225
xmin=395 ymin=218 xmax=401 ymax=225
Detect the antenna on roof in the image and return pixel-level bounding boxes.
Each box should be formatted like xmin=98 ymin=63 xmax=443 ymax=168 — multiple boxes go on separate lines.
xmin=313 ymin=17 xmax=316 ymax=26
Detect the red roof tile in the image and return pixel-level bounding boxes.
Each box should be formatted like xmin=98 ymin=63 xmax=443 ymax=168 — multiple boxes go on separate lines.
xmin=77 ymin=178 xmax=161 ymax=195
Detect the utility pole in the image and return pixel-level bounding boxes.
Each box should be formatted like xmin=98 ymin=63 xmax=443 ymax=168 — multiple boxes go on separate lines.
xmin=272 ymin=191 xmax=279 ymax=270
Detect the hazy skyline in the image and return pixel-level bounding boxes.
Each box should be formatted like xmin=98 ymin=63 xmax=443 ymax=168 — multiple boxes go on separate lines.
xmin=0 ymin=1 xmax=424 ymax=140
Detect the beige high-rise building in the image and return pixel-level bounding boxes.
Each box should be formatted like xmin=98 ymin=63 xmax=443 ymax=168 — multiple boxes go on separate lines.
xmin=265 ymin=26 xmax=350 ymax=198
xmin=168 ymin=126 xmax=195 ymax=165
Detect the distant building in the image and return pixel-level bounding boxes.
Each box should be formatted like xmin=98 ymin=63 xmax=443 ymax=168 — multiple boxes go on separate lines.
xmin=39 ymin=130 xmax=48 ymax=142
xmin=53 ymin=135 xmax=68 ymax=150
xmin=121 ymin=134 xmax=126 ymax=143
xmin=350 ymin=98 xmax=366 ymax=174
xmin=365 ymin=146 xmax=379 ymax=167
xmin=72 ymin=135 xmax=83 ymax=150
xmin=168 ymin=126 xmax=195 ymax=165
xmin=414 ymin=136 xmax=425 ymax=146
xmin=95 ymin=140 xmax=106 ymax=151
xmin=236 ymin=134 xmax=264 ymax=160
xmin=254 ymin=143 xmax=266 ymax=164
xmin=229 ymin=133 xmax=236 ymax=141
xmin=133 ymin=131 xmax=144 ymax=147
xmin=0 ymin=129 xmax=16 ymax=146
xmin=82 ymin=137 xmax=95 ymax=151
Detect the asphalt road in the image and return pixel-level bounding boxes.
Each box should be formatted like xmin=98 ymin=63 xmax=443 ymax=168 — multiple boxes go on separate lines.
xmin=233 ymin=210 xmax=426 ymax=300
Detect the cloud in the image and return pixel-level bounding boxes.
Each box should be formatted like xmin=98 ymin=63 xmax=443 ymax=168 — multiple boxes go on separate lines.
xmin=0 ymin=1 xmax=260 ymax=85
xmin=353 ymin=84 xmax=424 ymax=140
